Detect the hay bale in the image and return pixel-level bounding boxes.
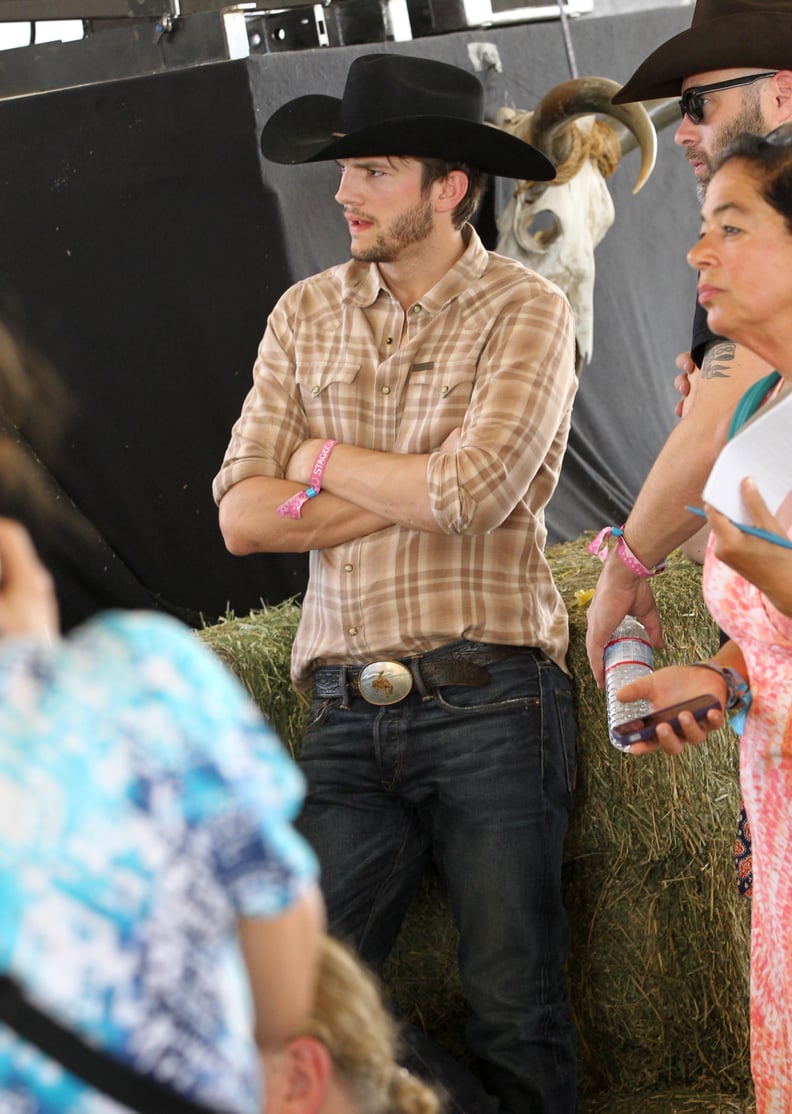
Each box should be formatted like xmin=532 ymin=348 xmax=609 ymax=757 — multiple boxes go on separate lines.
xmin=555 ymin=537 xmax=751 ymax=1104
xmin=196 ymin=535 xmax=752 ymax=1108
xmin=197 ymin=600 xmax=308 ymax=757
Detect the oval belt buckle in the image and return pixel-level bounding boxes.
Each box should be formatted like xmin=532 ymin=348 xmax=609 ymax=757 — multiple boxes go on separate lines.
xmin=357 ymin=660 xmax=413 ymax=705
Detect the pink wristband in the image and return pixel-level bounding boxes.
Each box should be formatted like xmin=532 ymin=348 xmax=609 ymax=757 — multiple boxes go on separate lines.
xmin=587 ymin=525 xmax=667 ymax=579
xmin=276 ymin=439 xmax=338 ymax=520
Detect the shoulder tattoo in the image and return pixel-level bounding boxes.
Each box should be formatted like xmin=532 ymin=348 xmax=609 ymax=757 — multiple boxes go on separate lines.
xmin=700 ymin=341 xmax=736 ymax=379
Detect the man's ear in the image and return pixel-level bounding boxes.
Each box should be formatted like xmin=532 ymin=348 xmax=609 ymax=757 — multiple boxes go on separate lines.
xmin=435 ymin=169 xmax=469 ymax=213
xmin=771 ymin=69 xmax=792 ymax=119
xmin=265 ymin=1037 xmax=333 ymax=1114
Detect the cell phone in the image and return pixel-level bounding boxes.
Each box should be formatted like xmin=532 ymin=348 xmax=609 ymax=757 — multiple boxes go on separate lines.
xmin=611 ymin=693 xmax=722 ymax=746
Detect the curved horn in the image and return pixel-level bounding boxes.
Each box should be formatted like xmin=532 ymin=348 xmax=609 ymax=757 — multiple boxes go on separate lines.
xmin=530 ymin=75 xmax=657 ymax=194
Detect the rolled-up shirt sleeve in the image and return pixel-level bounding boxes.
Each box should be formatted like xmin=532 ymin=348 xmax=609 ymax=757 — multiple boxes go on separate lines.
xmin=212 ymin=298 xmax=308 ymax=505
xmin=426 ymin=285 xmax=576 ymax=536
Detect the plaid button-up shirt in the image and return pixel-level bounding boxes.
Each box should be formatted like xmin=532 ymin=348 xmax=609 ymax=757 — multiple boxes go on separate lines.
xmin=214 ymin=227 xmax=577 ymax=688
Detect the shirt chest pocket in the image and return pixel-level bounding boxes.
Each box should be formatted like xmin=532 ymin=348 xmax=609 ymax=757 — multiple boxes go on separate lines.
xmin=295 ymin=362 xmax=362 ymax=433
xmin=398 ymin=362 xmax=476 ymax=451
xmin=406 ymin=362 xmax=475 ymax=400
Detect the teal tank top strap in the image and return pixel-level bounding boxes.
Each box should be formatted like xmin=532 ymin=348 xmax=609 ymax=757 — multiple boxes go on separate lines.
xmin=728 ymin=370 xmax=782 ymax=440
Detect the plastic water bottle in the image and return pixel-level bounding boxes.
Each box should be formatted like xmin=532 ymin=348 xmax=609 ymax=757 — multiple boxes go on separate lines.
xmin=603 ymin=616 xmax=654 ymax=751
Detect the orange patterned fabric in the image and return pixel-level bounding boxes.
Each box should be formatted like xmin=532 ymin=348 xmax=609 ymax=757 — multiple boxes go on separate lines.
xmin=704 ymin=535 xmax=792 ymax=1113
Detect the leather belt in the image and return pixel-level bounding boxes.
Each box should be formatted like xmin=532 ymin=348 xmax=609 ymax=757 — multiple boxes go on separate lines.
xmin=311 ymin=641 xmax=521 ymax=706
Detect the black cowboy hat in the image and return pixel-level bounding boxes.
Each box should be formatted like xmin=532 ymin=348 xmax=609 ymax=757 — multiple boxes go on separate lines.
xmin=259 ymin=52 xmax=556 ymax=181
xmin=613 ymin=0 xmax=792 ymax=104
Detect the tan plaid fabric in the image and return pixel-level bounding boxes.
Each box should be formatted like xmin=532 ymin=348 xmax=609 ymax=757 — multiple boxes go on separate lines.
xmin=213 ymin=227 xmax=577 ymax=688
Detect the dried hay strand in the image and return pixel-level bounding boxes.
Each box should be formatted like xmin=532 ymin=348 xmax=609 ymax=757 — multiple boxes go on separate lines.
xmin=585 ymin=1090 xmax=755 ymax=1113
xmin=195 ymin=535 xmax=753 ymax=1106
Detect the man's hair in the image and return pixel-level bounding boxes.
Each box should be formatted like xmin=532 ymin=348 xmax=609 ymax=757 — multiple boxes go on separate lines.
xmin=714 ymin=128 xmax=792 ymax=234
xmin=295 ymin=936 xmax=440 ymax=1114
xmin=417 ymin=157 xmax=486 ymax=228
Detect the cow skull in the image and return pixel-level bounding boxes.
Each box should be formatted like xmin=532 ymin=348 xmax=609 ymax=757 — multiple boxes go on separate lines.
xmin=495 ymin=77 xmax=673 ymax=368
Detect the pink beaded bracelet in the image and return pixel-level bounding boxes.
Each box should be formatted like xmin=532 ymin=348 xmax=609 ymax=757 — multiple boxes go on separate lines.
xmin=587 ymin=525 xmax=667 ymax=579
xmin=276 ymin=439 xmax=338 ymax=520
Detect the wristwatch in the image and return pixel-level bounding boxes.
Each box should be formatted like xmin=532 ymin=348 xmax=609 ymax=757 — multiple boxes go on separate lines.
xmin=691 ymin=661 xmax=750 ymax=712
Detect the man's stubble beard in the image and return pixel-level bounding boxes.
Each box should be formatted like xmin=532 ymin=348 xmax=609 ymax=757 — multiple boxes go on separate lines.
xmin=693 ymin=95 xmax=767 ymax=201
xmin=350 ymin=197 xmax=435 ymax=263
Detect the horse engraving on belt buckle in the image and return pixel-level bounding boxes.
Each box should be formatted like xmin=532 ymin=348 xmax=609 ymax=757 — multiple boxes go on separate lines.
xmin=357 ymin=660 xmax=413 ymax=705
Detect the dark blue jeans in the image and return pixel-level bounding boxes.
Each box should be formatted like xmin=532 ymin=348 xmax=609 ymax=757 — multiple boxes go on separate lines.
xmin=297 ymin=643 xmax=577 ymax=1114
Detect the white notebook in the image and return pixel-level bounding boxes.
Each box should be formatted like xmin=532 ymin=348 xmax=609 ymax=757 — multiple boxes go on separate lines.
xmin=702 ymin=385 xmax=792 ymax=525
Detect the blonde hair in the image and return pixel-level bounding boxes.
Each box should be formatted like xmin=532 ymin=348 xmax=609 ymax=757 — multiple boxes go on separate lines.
xmin=296 ymin=937 xmax=441 ymax=1114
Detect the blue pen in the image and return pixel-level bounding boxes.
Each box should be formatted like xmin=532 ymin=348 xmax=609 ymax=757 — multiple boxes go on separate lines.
xmin=685 ymin=505 xmax=792 ymax=551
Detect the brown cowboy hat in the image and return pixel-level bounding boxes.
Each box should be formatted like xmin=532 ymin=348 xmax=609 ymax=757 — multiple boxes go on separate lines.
xmin=259 ymin=52 xmax=556 ymax=181
xmin=612 ymin=0 xmax=792 ymax=103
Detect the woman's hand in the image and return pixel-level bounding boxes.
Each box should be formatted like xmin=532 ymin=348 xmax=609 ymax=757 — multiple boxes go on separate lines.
xmin=0 ymin=518 xmax=60 ymax=641
xmin=616 ymin=664 xmax=726 ymax=757
xmin=706 ymin=478 xmax=792 ymax=617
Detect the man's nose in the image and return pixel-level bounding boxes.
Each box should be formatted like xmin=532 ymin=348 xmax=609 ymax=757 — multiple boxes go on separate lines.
xmin=335 ymin=168 xmax=356 ymax=205
xmin=674 ymin=113 xmax=698 ymax=147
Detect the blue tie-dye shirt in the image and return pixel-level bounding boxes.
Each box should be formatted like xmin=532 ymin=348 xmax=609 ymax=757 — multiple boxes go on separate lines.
xmin=0 ymin=610 xmax=317 ymax=1114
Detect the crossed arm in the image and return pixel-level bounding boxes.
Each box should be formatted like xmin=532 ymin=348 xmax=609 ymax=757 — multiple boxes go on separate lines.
xmin=218 ymin=430 xmax=460 ymax=557
xmin=217 ymin=289 xmax=576 ymax=559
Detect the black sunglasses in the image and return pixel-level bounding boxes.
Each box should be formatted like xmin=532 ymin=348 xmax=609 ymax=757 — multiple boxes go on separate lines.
xmin=678 ymin=72 xmax=778 ymax=125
